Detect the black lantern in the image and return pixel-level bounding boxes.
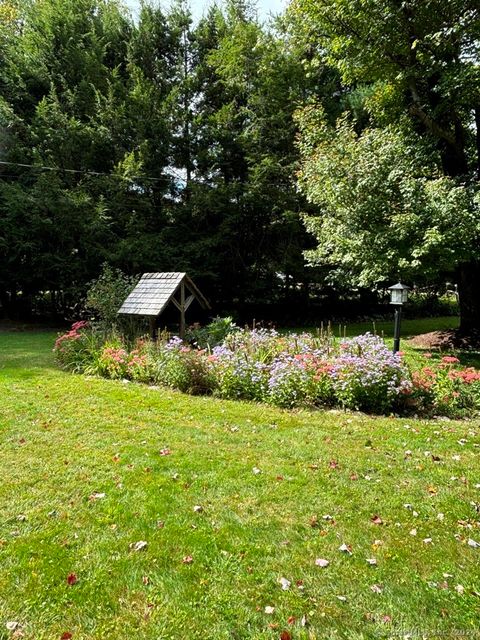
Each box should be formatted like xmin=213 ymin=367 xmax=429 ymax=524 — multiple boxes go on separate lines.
xmin=388 ymin=282 xmax=409 ymax=353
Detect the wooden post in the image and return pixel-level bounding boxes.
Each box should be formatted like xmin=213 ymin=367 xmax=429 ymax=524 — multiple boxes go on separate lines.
xmin=149 ymin=316 xmax=156 ymax=341
xmin=179 ymin=281 xmax=186 ymax=339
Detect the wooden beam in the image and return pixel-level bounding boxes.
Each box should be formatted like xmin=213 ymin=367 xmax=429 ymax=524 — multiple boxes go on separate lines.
xmin=179 ymin=281 xmax=186 ymax=339
xmin=184 ymin=294 xmax=195 ymax=311
xmin=171 ymin=297 xmax=181 ymax=311
xmin=184 ymin=276 xmax=211 ymax=310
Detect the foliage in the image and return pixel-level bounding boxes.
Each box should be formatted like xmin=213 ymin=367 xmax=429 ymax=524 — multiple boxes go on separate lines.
xmin=289 ymin=0 xmax=480 ymax=331
xmin=185 ymin=316 xmax=239 ymax=349
xmin=85 ymin=264 xmax=138 ymax=329
xmin=53 ymin=323 xmax=480 ymax=417
xmin=406 ymin=292 xmax=459 ymax=319
xmin=297 ymin=113 xmax=480 ymax=288
xmin=331 ymin=334 xmax=411 ymax=413
xmin=0 ymin=0 xmax=327 ymax=320
xmin=411 ymin=355 xmax=480 ymax=417
xmin=53 ymin=321 xmax=103 ymax=372
xmin=152 ymin=337 xmax=216 ymax=395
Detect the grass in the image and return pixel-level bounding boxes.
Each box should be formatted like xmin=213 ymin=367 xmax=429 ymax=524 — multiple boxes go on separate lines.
xmin=323 ymin=315 xmax=460 ymax=339
xmin=0 ymin=328 xmax=480 ymax=639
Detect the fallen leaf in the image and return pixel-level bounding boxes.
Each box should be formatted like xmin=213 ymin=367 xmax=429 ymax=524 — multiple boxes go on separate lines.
xmin=382 ymin=615 xmax=392 ymax=623
xmin=468 ymin=538 xmax=480 ymax=548
xmin=339 ymin=543 xmax=352 ymax=554
xmin=410 ymin=528 xmax=417 ymax=536
xmin=336 ymin=595 xmax=347 ymax=601
xmin=455 ymin=584 xmax=465 ymax=594
xmin=315 ymin=558 xmax=329 ymax=567
xmin=252 ymin=467 xmax=261 ymax=475
xmin=130 ymin=540 xmax=148 ymax=552
xmin=142 ymin=576 xmax=150 ymax=585
xmin=6 ymin=622 xmax=19 ymax=631
xmin=371 ymin=515 xmax=383 ymax=525
xmin=280 ymin=632 xmax=292 ymax=640
xmin=182 ymin=555 xmax=193 ymax=564
xmin=427 ymin=485 xmax=438 ymax=495
xmin=159 ymin=448 xmax=171 ymax=456
xmin=366 ymin=558 xmax=377 ymax=566
xmin=422 ymin=538 xmax=433 ymax=544
xmin=88 ymin=492 xmax=105 ymax=501
xmin=309 ymin=515 xmax=319 ymax=528
xmin=66 ymin=573 xmax=77 ymax=586
xmin=329 ymin=460 xmax=339 ymax=469
xmin=264 ymin=605 xmax=275 ymax=614
xmin=279 ymin=577 xmax=291 ymax=591
xmin=193 ymin=505 xmax=203 ymax=513
xmin=370 ymin=584 xmax=383 ymax=593
xmin=300 ymin=614 xmax=308 ymax=627
xmin=287 ymin=616 xmax=296 ymax=625
xmin=60 ymin=634 xmax=73 ymax=640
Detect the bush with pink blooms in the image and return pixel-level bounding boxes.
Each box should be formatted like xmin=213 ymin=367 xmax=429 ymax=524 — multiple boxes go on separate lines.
xmin=53 ymin=321 xmax=102 ymax=372
xmin=411 ymin=355 xmax=480 ymax=416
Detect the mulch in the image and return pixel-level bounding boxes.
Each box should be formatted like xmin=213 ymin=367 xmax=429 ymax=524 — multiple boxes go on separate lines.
xmin=408 ymin=329 xmax=480 ymax=351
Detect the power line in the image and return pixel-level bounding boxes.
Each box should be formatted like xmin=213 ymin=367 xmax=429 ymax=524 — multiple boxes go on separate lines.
xmin=0 ymin=159 xmax=185 ymax=183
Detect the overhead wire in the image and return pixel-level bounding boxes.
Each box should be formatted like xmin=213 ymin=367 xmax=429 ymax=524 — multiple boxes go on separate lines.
xmin=0 ymin=159 xmax=186 ymax=183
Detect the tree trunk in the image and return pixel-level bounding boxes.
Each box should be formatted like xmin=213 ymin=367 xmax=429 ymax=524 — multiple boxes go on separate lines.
xmin=458 ymin=261 xmax=480 ymax=335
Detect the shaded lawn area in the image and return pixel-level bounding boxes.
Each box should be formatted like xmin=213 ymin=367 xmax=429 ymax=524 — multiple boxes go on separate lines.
xmin=0 ymin=331 xmax=480 ymax=639
xmin=329 ymin=315 xmax=460 ymax=339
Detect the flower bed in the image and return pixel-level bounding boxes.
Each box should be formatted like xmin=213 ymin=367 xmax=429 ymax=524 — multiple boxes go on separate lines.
xmin=53 ymin=323 xmax=480 ymax=417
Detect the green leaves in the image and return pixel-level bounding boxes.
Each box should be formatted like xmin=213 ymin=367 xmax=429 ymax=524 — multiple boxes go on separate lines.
xmin=297 ymin=111 xmax=480 ymax=287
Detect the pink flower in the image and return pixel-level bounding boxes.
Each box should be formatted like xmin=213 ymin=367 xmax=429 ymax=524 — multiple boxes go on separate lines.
xmin=442 ymin=356 xmax=460 ymax=364
xmin=423 ymin=353 xmax=433 ymax=358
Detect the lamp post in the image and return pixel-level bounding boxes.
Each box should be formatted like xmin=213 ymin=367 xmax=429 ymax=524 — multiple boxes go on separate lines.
xmin=388 ymin=282 xmax=409 ymax=354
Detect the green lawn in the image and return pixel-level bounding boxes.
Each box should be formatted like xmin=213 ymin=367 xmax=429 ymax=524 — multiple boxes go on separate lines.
xmin=1 ymin=330 xmax=480 ymax=639
xmin=324 ymin=315 xmax=460 ymax=339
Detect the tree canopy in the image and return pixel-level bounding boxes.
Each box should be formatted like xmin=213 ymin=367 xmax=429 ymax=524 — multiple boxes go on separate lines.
xmin=290 ymin=0 xmax=480 ymax=331
xmin=0 ymin=0 xmax=326 ymax=319
xmin=0 ymin=0 xmax=479 ymax=330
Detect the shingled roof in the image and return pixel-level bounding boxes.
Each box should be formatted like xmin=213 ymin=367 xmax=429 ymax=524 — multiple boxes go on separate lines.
xmin=118 ymin=272 xmax=210 ymax=318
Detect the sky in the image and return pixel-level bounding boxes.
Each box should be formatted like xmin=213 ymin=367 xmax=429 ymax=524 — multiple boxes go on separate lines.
xmin=126 ymin=0 xmax=288 ymax=22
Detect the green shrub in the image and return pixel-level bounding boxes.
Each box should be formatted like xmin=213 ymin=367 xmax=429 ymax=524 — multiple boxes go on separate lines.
xmin=185 ymin=316 xmax=239 ymax=349
xmin=153 ymin=339 xmax=216 ymax=395
xmin=85 ymin=264 xmax=139 ymax=330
